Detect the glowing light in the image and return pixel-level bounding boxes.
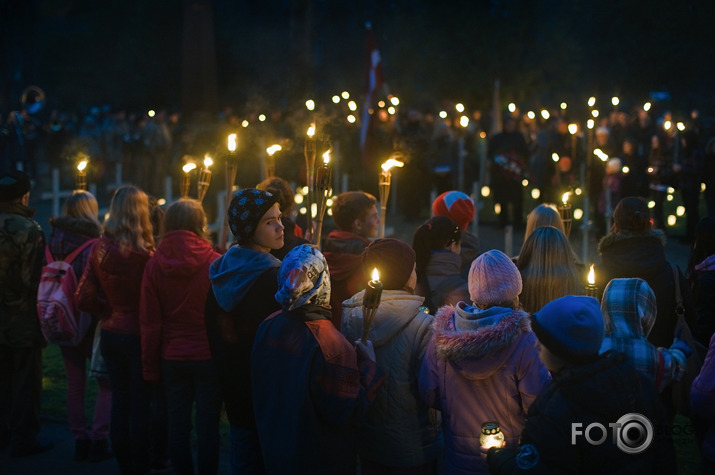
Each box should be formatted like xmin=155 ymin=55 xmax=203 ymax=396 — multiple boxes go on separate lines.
xmin=527 ymin=111 xmax=536 ymax=120
xmin=664 ymin=121 xmax=672 ymax=131
xmin=258 ymin=114 xmax=266 ymax=122
xmin=307 ymin=124 xmax=316 ymax=137
xmin=388 ymin=107 xmax=396 ymax=115
xmin=574 ymin=208 xmax=583 ymax=220
xmin=302 ymin=186 xmax=309 ymax=194
xmin=677 ymin=122 xmax=685 ymax=131
xmin=647 ymin=167 xmax=654 ymax=174
xmin=77 ymin=160 xmax=88 ymax=172
xmin=552 ymin=153 xmax=560 ymax=163
xmin=381 ymin=158 xmax=404 ymax=172
xmin=241 ymin=120 xmax=249 ymax=127
xmin=560 ymin=102 xmax=568 ymax=110
xmin=371 ymin=268 xmax=380 ymax=282
xmin=228 ymin=134 xmax=237 ymax=152
xmin=390 ymin=96 xmax=400 ymax=106
xmin=588 ymin=97 xmax=596 ymax=107
xmin=182 ymin=162 xmax=197 ymax=174
xmin=668 ymin=215 xmax=677 ymax=226
xmin=203 ymin=155 xmax=213 ymax=168
xmin=378 ymin=100 xmax=386 ymax=108
xmin=456 ymin=103 xmax=465 ymax=113
xmin=587 ymin=119 xmax=595 ymax=129
xmin=676 ymin=206 xmax=685 ymax=217
xmin=460 ymin=116 xmax=469 ymax=127
xmin=594 ymin=149 xmax=609 ymax=161
xmin=702 ymin=183 xmax=707 ymax=192
xmin=299 ymin=207 xmax=307 ymax=215
xmin=347 ymin=115 xmax=356 ymax=123
xmin=541 ymin=110 xmax=550 ymax=120
xmin=667 ymin=187 xmax=675 ymax=194
xmin=575 ymin=188 xmax=583 ymax=195
xmin=494 ymin=204 xmax=502 ymax=214
xmin=568 ymin=123 xmax=578 ymax=135
xmin=612 ymin=96 xmax=619 ymax=106
xmin=622 ymin=166 xmax=630 ymax=174
xmin=305 ymin=99 xmax=315 ymax=111
xmin=648 ymin=201 xmax=656 ymax=209
xmin=348 ymin=101 xmax=357 ymax=111
xmin=481 ymin=186 xmax=491 ymax=197
xmin=588 ymin=265 xmax=596 ymax=285
xmin=521 ymin=179 xmax=529 ymax=187
xmin=643 ymin=102 xmax=652 ymax=111
xmin=531 ymin=188 xmax=541 ymax=200
xmin=341 ymin=91 xmax=350 ymax=99
xmin=157 ymin=198 xmax=166 ymax=206
xmin=266 ymin=144 xmax=282 ymax=156
xmin=294 ymin=194 xmax=304 ymax=204
xmin=562 ymin=192 xmax=570 ymax=204
xmin=148 ymin=110 xmax=155 ymax=117
xmin=667 ymin=194 xmax=674 ymax=202
xmin=311 ymin=203 xmax=317 ymax=218
xmin=506 ymin=103 xmax=515 ymax=113
xmin=332 ymin=95 xmax=340 ymax=103
xmin=322 ymin=150 xmax=331 ymax=164
xmin=592 ymin=109 xmax=599 ymax=118
xmin=439 ymin=111 xmax=448 ymax=119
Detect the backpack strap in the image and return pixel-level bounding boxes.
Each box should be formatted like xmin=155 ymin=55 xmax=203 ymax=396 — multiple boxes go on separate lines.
xmin=669 ymin=261 xmax=685 ymax=319
xmin=63 ymin=238 xmax=99 ymax=265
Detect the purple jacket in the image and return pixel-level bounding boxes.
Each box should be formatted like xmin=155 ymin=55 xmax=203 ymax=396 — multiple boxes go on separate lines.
xmin=692 ymin=332 xmax=715 ymax=464
xmin=419 ymin=303 xmax=551 ymax=475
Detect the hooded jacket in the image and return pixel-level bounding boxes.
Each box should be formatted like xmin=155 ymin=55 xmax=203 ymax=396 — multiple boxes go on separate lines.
xmin=422 ymin=249 xmax=470 ymax=314
xmin=600 ymin=278 xmax=687 ymax=392
xmin=341 ymin=290 xmax=441 ymax=467
xmin=204 ymin=245 xmax=281 ymax=428
xmin=48 ymin=215 xmax=101 ymax=278
xmin=75 ymin=234 xmax=151 ymax=335
xmin=419 ymin=303 xmax=551 ymax=475
xmin=323 ymin=230 xmax=371 ymax=327
xmin=0 ymin=201 xmax=45 ymax=347
xmin=597 ymin=229 xmax=697 ymax=348
xmin=139 ymin=230 xmax=221 ymax=382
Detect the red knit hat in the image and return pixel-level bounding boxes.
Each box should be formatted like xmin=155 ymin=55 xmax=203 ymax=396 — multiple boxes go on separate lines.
xmin=432 ymin=190 xmax=475 ymax=230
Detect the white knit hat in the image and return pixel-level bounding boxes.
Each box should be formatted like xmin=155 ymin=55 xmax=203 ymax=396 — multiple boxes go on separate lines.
xmin=468 ymin=250 xmax=522 ymax=307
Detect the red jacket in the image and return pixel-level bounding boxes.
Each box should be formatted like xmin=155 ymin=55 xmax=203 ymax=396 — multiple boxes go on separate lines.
xmin=139 ymin=230 xmax=220 ymax=381
xmin=75 ymin=234 xmax=152 ymax=335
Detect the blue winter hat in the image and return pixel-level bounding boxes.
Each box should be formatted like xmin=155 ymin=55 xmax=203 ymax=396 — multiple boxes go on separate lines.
xmin=228 ymin=188 xmax=279 ymax=245
xmin=531 ymin=295 xmax=605 ymax=363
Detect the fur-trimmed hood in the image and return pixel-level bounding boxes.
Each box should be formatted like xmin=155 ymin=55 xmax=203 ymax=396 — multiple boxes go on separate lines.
xmin=597 ymin=229 xmax=666 ymax=254
xmin=597 ymin=229 xmax=668 ymax=278
xmin=432 ymin=303 xmax=532 ymax=379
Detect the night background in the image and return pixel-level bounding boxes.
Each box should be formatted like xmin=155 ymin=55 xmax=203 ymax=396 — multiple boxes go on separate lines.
xmin=3 ymin=0 xmax=715 ymax=120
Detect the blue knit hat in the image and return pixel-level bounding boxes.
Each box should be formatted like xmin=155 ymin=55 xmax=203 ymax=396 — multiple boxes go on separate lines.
xmin=228 ymin=188 xmax=279 ymax=245
xmin=531 ymin=295 xmax=605 ymax=363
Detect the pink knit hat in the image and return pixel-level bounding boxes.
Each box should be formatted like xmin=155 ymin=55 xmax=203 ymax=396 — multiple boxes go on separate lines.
xmin=468 ymin=250 xmax=522 ymax=307
xmin=432 ymin=190 xmax=475 ymax=230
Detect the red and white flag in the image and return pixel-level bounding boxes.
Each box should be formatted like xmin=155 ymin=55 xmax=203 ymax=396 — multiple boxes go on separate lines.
xmin=360 ymin=23 xmax=384 ymax=164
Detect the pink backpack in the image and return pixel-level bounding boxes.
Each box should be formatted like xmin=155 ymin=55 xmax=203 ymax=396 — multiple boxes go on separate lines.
xmin=37 ymin=239 xmax=97 ymax=346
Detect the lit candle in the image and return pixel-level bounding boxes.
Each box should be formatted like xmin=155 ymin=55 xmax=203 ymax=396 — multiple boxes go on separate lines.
xmin=197 ymin=155 xmax=213 ymax=202
xmin=362 ymin=268 xmax=383 ymax=341
xmin=586 ymin=264 xmax=598 ymax=297
xmin=76 ymin=159 xmax=88 ymax=191
xmin=480 ymin=421 xmax=505 ymax=449
xmin=181 ymin=162 xmax=197 ymax=198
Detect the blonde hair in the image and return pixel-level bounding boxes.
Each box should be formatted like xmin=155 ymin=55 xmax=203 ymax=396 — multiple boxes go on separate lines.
xmin=103 ymin=185 xmax=154 ymax=252
xmin=161 ymin=199 xmax=209 ymax=241
xmin=516 ymin=226 xmax=579 ymax=313
xmin=63 ymin=190 xmax=102 ymax=232
xmin=524 ymin=203 xmax=565 ymax=241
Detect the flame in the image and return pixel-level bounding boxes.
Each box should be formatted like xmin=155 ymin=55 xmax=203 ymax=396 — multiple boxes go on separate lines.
xmin=381 ymin=158 xmax=404 ymax=172
xmin=322 ymin=150 xmax=331 ymax=164
xmin=266 ymin=144 xmax=282 ymax=156
xmin=588 ymin=265 xmax=595 ymax=285
xmin=552 ymin=153 xmax=560 ymax=162
xmin=227 ymin=134 xmax=237 ymax=152
xmin=371 ymin=268 xmax=380 ymax=282
xmin=182 ymin=162 xmax=197 ymax=174
xmin=562 ymin=192 xmax=569 ymax=204
xmin=203 ymin=155 xmax=213 ymax=168
xmin=307 ymin=124 xmax=316 ymax=137
xmin=568 ymin=123 xmax=578 ymax=135
xmin=77 ymin=160 xmax=88 ymax=172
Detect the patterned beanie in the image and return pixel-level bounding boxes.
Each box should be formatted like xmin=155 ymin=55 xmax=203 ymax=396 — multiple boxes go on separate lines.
xmin=532 ymin=295 xmax=605 ymax=363
xmin=432 ymin=190 xmax=475 ymax=230
xmin=362 ymin=238 xmax=416 ymax=290
xmin=468 ymin=249 xmax=522 ymax=307
xmin=275 ymin=244 xmax=331 ymax=311
xmin=228 ymin=188 xmax=279 ymax=244
xmin=0 ymin=170 xmax=31 ymax=202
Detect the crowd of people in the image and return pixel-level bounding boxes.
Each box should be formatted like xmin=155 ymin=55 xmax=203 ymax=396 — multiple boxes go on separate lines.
xmin=2 ymin=153 xmax=715 ymax=474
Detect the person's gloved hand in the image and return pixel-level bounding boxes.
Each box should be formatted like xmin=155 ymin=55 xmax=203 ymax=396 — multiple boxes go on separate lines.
xmin=670 ymin=334 xmax=692 ymax=359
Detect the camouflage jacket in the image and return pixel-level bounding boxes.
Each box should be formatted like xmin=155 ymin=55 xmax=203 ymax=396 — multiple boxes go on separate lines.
xmin=0 ymin=201 xmax=46 ymax=347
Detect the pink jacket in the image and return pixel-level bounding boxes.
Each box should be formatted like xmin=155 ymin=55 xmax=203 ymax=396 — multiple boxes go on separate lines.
xmin=419 ymin=303 xmax=551 ymax=475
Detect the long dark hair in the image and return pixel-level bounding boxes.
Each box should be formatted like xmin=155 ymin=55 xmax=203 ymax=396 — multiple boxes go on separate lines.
xmin=412 ymin=216 xmax=461 ymax=311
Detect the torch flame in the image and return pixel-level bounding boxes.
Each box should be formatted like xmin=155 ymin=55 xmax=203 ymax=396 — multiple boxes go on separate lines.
xmin=371 ymin=268 xmax=380 ymax=282
xmin=307 ymin=124 xmax=316 ymax=137
xmin=203 ymin=155 xmax=213 ymax=168
xmin=77 ymin=160 xmax=88 ymax=172
xmin=182 ymin=162 xmax=197 ymax=174
xmin=322 ymin=150 xmax=331 ymax=164
xmin=562 ymin=192 xmax=569 ymax=204
xmin=266 ymin=144 xmax=282 ymax=156
xmin=381 ymin=158 xmax=404 ymax=172
xmin=228 ymin=134 xmax=237 ymax=152
xmin=588 ymin=265 xmax=595 ymax=285
xmin=568 ymin=123 xmax=578 ymax=135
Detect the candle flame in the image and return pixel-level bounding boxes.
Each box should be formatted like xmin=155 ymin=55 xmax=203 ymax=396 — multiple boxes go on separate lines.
xmin=77 ymin=160 xmax=88 ymax=172
xmin=568 ymin=123 xmax=578 ymax=135
xmin=204 ymin=155 xmax=213 ymax=168
xmin=562 ymin=192 xmax=569 ymax=204
xmin=182 ymin=162 xmax=197 ymax=174
xmin=552 ymin=153 xmax=560 ymax=162
xmin=371 ymin=268 xmax=380 ymax=282
xmin=307 ymin=124 xmax=316 ymax=137
xmin=381 ymin=158 xmax=404 ymax=172
xmin=588 ymin=265 xmax=595 ymax=285
xmin=322 ymin=150 xmax=331 ymax=164
xmin=266 ymin=144 xmax=282 ymax=156
xmin=228 ymin=134 xmax=237 ymax=152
